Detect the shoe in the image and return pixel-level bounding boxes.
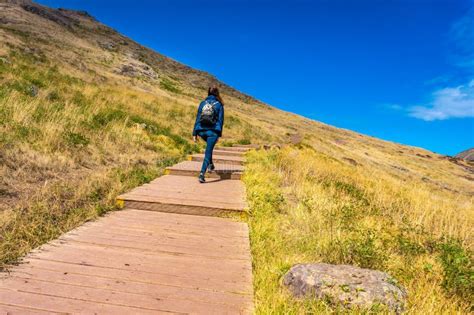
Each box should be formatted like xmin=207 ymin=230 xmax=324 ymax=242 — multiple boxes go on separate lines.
xmin=208 ymin=163 xmax=215 ymax=173
xmin=198 ymin=173 xmax=205 ymax=183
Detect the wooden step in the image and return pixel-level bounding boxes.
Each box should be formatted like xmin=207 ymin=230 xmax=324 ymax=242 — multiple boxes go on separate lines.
xmin=117 ymin=175 xmax=247 ymax=216
xmin=232 ymin=144 xmax=260 ymax=149
xmin=0 ymin=209 xmax=254 ymax=314
xmin=215 ymin=146 xmax=251 ymax=152
xmin=166 ymin=161 xmax=243 ymax=180
xmin=212 ymin=149 xmax=246 ymax=157
xmin=190 ymin=154 xmax=244 ymax=166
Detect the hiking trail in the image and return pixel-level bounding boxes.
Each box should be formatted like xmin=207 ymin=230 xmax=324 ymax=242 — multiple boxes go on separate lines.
xmin=0 ymin=145 xmax=257 ymax=314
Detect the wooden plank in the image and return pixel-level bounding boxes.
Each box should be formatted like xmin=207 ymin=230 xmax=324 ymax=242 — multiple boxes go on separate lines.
xmin=214 ymin=146 xmax=251 ymax=152
xmin=166 ymin=161 xmax=243 ymax=179
xmin=123 ymin=189 xmax=244 ymax=204
xmin=122 ymin=200 xmax=243 ymax=216
xmin=191 ymin=154 xmax=244 ymax=166
xmin=18 ymin=259 xmax=252 ymax=293
xmin=76 ymin=218 xmax=248 ymax=239
xmin=41 ymin=239 xmax=250 ymax=265
xmin=0 ymin=288 xmax=169 ymax=315
xmin=233 ymin=144 xmax=260 ymax=148
xmin=167 ymin=168 xmax=241 ymax=180
xmin=59 ymin=235 xmax=251 ymax=260
xmin=28 ymin=243 xmax=252 ymax=277
xmin=0 ymin=279 xmax=249 ymax=314
xmin=212 ymin=150 xmax=246 ymax=157
xmin=7 ymin=268 xmax=252 ymax=307
xmin=85 ymin=214 xmax=248 ymax=236
xmin=143 ymin=176 xmax=246 ymax=194
xmin=62 ymin=225 xmax=249 ymax=248
xmin=62 ymin=213 xmax=248 ymax=239
xmin=111 ymin=208 xmax=247 ymax=229
xmin=71 ymin=222 xmax=250 ymax=243
xmin=69 ymin=224 xmax=251 ymax=246
xmin=0 ymin=303 xmax=64 ymax=315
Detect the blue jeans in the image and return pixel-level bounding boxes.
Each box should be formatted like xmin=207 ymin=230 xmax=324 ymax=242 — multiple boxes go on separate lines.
xmin=198 ymin=130 xmax=219 ymax=174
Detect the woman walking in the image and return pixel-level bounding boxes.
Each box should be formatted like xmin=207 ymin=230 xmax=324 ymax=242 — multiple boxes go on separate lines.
xmin=192 ymin=86 xmax=225 ymax=183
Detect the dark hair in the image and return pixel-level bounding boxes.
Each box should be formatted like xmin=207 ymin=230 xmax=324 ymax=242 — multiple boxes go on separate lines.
xmin=208 ymin=86 xmax=224 ymax=106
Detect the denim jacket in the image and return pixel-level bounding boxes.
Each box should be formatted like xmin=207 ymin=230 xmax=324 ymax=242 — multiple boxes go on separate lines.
xmin=192 ymin=95 xmax=224 ymax=137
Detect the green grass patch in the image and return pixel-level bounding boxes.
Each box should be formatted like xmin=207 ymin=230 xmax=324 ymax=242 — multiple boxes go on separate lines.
xmin=438 ymin=238 xmax=474 ymax=303
xmin=237 ymin=138 xmax=251 ymax=145
xmin=160 ymin=77 xmax=181 ymax=94
xmin=89 ymin=108 xmax=128 ymax=129
xmin=63 ymin=131 xmax=90 ymax=148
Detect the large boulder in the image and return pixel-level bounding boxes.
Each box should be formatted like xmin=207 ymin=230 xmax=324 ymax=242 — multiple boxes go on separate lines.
xmin=283 ymin=263 xmax=407 ymax=313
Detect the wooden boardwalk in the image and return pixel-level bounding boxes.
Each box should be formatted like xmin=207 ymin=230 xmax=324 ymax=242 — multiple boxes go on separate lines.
xmin=0 ymin=146 xmax=254 ymax=314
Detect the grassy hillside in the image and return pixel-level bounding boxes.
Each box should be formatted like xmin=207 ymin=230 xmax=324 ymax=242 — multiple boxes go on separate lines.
xmin=0 ymin=1 xmax=473 ymax=313
xmin=244 ymin=147 xmax=472 ymax=313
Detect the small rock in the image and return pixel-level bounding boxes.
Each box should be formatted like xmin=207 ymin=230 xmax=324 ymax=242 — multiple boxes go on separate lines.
xmin=343 ymin=157 xmax=359 ymax=166
xmin=28 ymin=84 xmax=39 ymax=97
xmin=283 ymin=263 xmax=407 ymax=313
xmin=120 ymin=65 xmax=135 ymax=75
xmin=263 ymin=143 xmax=282 ymax=150
xmin=99 ymin=41 xmax=116 ymax=51
xmin=391 ymin=164 xmax=409 ymax=172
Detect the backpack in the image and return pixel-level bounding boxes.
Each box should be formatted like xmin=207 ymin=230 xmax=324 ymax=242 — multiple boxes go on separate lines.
xmin=200 ymin=100 xmax=218 ymax=126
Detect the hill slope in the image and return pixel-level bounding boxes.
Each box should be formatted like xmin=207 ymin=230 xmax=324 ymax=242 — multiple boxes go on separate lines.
xmin=0 ymin=0 xmax=473 ymax=313
xmin=457 ymin=148 xmax=474 ymax=161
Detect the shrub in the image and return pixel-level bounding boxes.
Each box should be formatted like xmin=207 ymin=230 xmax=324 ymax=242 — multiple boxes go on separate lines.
xmin=72 ymin=91 xmax=90 ymax=107
xmin=47 ymin=91 xmax=61 ymax=101
xmin=90 ymin=109 xmax=127 ymax=129
xmin=160 ymin=78 xmax=181 ymax=94
xmin=348 ymin=231 xmax=387 ymax=269
xmin=63 ymin=131 xmax=89 ymax=147
xmin=8 ymin=80 xmax=31 ymax=96
xmin=438 ymin=238 xmax=474 ymax=303
xmin=396 ymin=229 xmax=427 ymax=257
xmin=237 ymin=138 xmax=251 ymax=145
xmin=219 ymin=140 xmax=234 ymax=147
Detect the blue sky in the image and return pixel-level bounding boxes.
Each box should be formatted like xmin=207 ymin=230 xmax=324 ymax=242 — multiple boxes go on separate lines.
xmin=37 ymin=0 xmax=474 ymax=155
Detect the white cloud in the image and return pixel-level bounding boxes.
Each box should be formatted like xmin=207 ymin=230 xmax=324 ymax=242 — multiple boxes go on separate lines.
xmin=409 ymin=80 xmax=474 ymax=121
xmin=405 ymin=8 xmax=474 ymax=122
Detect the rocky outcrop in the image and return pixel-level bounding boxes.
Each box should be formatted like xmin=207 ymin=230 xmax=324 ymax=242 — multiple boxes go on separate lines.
xmin=21 ymin=3 xmax=78 ymax=28
xmin=1 ymin=0 xmax=33 ymax=4
xmin=283 ymin=263 xmax=407 ymax=313
xmin=117 ymin=61 xmax=158 ymax=80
